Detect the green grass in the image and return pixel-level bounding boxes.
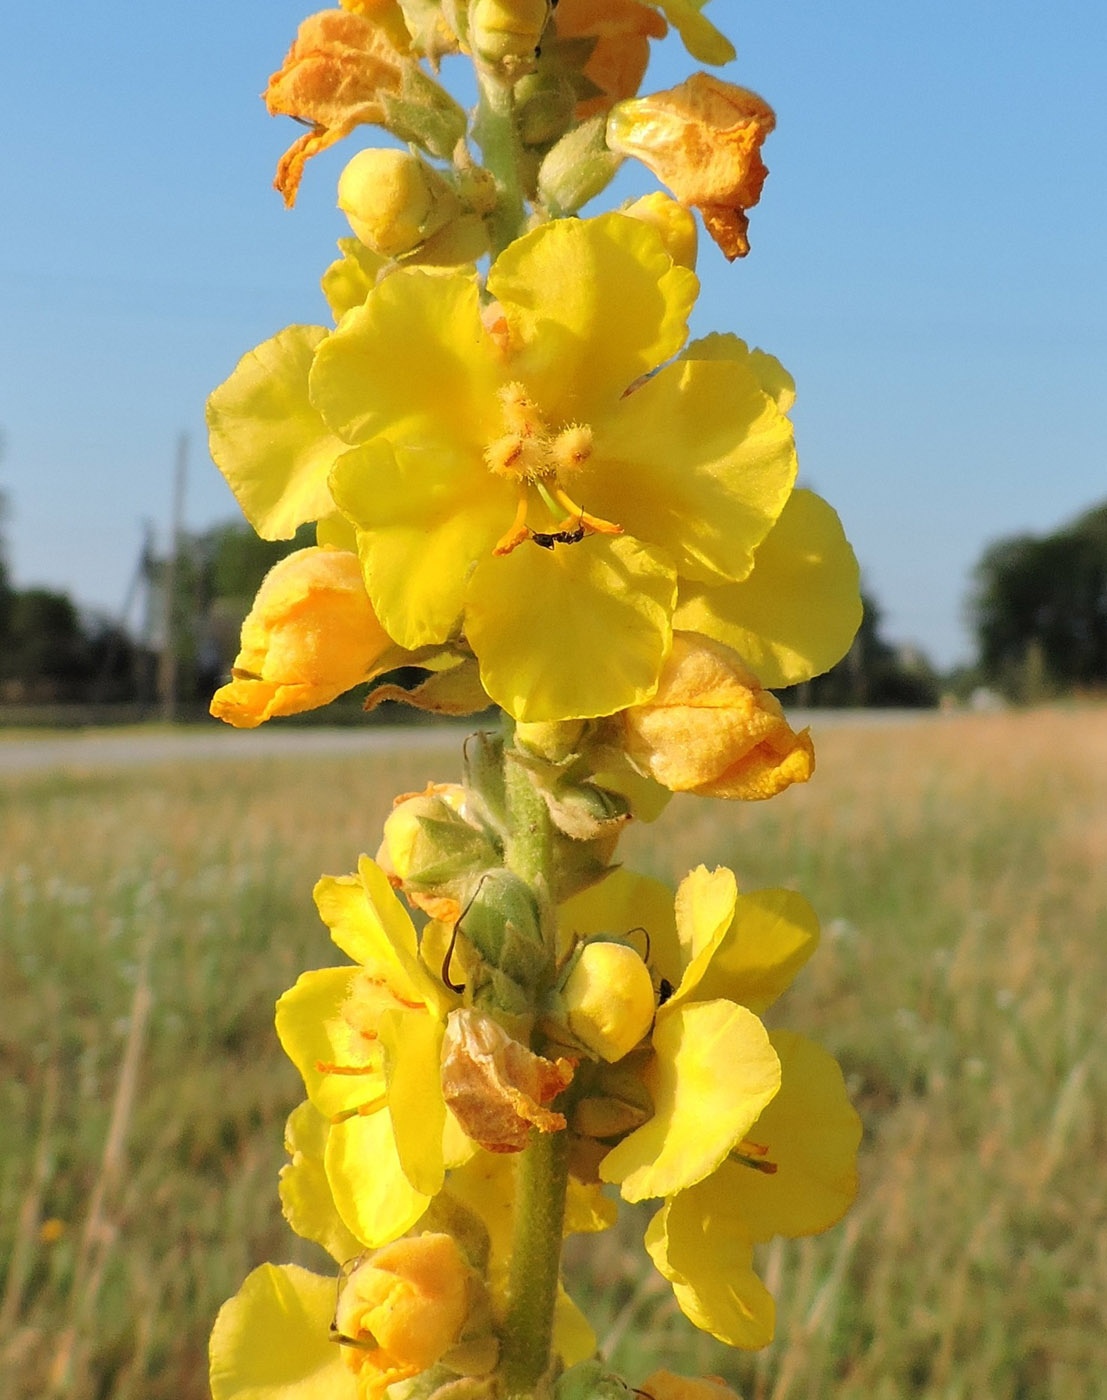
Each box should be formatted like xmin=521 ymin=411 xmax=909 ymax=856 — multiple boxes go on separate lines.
xmin=2 ymin=710 xmax=1105 ymax=1399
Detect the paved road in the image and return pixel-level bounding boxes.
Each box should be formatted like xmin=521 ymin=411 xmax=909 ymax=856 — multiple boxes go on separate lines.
xmin=0 ymin=710 xmax=941 ymax=775
xmin=0 ymin=725 xmax=469 ymax=774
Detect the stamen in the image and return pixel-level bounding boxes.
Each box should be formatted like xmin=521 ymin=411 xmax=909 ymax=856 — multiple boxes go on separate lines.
xmin=330 ymin=1091 xmax=388 ymax=1123
xmin=551 ymin=486 xmax=623 ymax=537
xmin=494 ymin=491 xmax=531 ymax=556
xmin=730 ymin=1138 xmax=779 ymax=1174
xmin=315 ymin=1060 xmax=379 ymax=1076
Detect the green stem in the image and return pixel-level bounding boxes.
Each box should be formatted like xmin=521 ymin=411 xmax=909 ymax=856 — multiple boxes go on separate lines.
xmin=499 ymin=1118 xmax=571 ymax=1397
xmin=498 ymin=736 xmax=566 ymax=1395
xmin=473 ymin=65 xmax=529 ymax=257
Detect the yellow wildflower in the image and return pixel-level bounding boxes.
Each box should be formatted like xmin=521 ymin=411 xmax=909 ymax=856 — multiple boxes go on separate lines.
xmin=646 ymin=1030 xmax=861 ymax=1348
xmin=314 ymin=213 xmax=796 ymax=720
xmin=275 ymin=856 xmax=464 ymax=1244
xmin=209 ymin=546 xmax=397 ymax=727
xmin=333 ymin=1234 xmax=496 ymax=1396
xmin=607 ymin=74 xmax=776 ymax=259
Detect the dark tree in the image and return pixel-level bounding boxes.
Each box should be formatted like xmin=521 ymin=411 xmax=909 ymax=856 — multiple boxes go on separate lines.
xmin=969 ymin=502 xmax=1107 ymax=697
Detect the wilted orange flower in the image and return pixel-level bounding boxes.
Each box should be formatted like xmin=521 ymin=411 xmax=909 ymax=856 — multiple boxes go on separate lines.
xmin=265 ymin=9 xmax=408 ymax=206
xmin=620 ymin=632 xmax=814 ymax=800
xmin=554 ymin=0 xmax=667 ymax=118
xmin=606 ymin=72 xmax=776 ymax=258
xmin=209 ymin=547 xmax=396 ymax=727
xmin=440 ymin=1009 xmax=574 ymax=1153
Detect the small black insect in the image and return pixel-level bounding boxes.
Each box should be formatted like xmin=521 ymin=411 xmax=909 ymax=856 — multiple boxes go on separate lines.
xmin=529 ymin=521 xmax=587 ymax=549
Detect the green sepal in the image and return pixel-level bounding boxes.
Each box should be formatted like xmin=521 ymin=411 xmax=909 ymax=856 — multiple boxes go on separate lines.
xmin=463 ymin=730 xmax=509 ymax=839
xmin=554 ymin=1360 xmax=635 ymax=1400
xmin=381 ymin=66 xmax=468 ymax=160
xmin=537 ymin=116 xmax=623 ymax=216
xmin=458 ymin=868 xmax=546 ymax=992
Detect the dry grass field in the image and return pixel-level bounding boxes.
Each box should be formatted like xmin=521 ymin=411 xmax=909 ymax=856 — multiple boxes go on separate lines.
xmin=1 ymin=707 xmax=1104 ymax=1399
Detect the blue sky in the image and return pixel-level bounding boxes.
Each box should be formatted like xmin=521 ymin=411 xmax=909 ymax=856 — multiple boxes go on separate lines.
xmin=3 ymin=1 xmax=1104 ymax=669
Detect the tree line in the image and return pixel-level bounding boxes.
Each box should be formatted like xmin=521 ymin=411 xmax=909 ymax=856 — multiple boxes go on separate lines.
xmin=2 ymin=497 xmax=1104 ymax=713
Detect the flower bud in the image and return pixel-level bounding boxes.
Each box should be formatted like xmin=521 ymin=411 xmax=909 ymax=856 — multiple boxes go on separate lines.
xmin=334 ymin=1233 xmax=489 ymax=1392
xmin=338 ymin=148 xmax=461 ymax=258
xmin=470 ymin=0 xmax=551 ymax=69
xmin=209 ymin=548 xmax=395 ymax=728
xmin=621 ymin=191 xmax=698 ymax=270
xmin=560 ymin=940 xmax=656 ymax=1062
xmin=606 ymin=73 xmax=776 ymax=259
xmin=620 ymin=633 xmax=814 ymax=800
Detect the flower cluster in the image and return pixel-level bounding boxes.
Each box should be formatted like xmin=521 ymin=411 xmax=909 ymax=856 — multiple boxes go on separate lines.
xmin=207 ymin=3 xmax=865 ymax=1397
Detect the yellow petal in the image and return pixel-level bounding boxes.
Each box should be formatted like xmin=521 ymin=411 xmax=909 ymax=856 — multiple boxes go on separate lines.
xmin=310 ymin=268 xmax=499 ymax=448
xmin=279 ymin=1101 xmax=363 ymax=1263
xmin=207 ymin=326 xmax=347 ymax=539
xmin=600 ymin=999 xmax=780 ymax=1201
xmin=653 ymin=1 xmax=735 ymax=64
xmin=673 ymin=863 xmax=736 ymax=965
xmin=326 ymin=1112 xmax=431 ymax=1248
xmin=558 ymin=867 xmax=681 ymax=984
xmin=646 ymin=1197 xmax=774 ymax=1350
xmin=591 ymin=355 xmax=796 ymax=584
xmin=553 ymin=1286 xmax=598 ymax=1367
xmin=209 ymin=1262 xmax=357 ymax=1400
xmin=321 ymin=237 xmax=388 ymax=321
xmin=275 ymin=967 xmax=373 ymax=1120
xmin=464 ymin=535 xmax=676 ymax=721
xmin=691 ymin=1030 xmax=861 ymax=1241
xmin=330 ymin=437 xmax=509 ymax=649
xmin=675 ymin=489 xmax=862 ymax=688
xmin=377 ymin=1008 xmax=447 ymax=1197
xmin=683 ymin=331 xmax=795 ymax=413
xmin=673 ymin=872 xmax=819 ymax=1014
xmin=487 ymin=214 xmax=697 ymax=427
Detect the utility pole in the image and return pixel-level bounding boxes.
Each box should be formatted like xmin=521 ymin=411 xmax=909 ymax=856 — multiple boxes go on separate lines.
xmin=156 ymin=434 xmax=188 ymax=722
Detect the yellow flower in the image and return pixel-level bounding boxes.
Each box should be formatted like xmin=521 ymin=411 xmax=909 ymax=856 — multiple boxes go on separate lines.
xmin=207 ymin=219 xmax=862 ymax=723
xmin=265 ymin=9 xmax=410 ymax=206
xmin=334 ymin=1234 xmax=495 ymax=1396
xmin=645 ymin=1030 xmax=861 ymax=1349
xmin=275 ymin=856 xmax=464 ymax=1245
xmin=209 ymin=1235 xmax=497 ymax=1400
xmin=619 ymin=632 xmax=815 ymax=800
xmin=315 ymin=213 xmax=796 ymax=720
xmin=565 ymin=864 xmax=859 ymax=1350
xmin=607 ymin=74 xmax=776 ymax=259
xmin=209 ymin=546 xmax=398 ymax=728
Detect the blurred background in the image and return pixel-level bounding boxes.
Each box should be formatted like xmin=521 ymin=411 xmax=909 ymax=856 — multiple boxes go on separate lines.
xmin=2 ymin=3 xmax=1105 ymax=1397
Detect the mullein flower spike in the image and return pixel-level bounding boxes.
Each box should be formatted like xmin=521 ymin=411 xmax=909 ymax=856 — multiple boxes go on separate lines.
xmin=208 ymin=0 xmax=863 ymax=1394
